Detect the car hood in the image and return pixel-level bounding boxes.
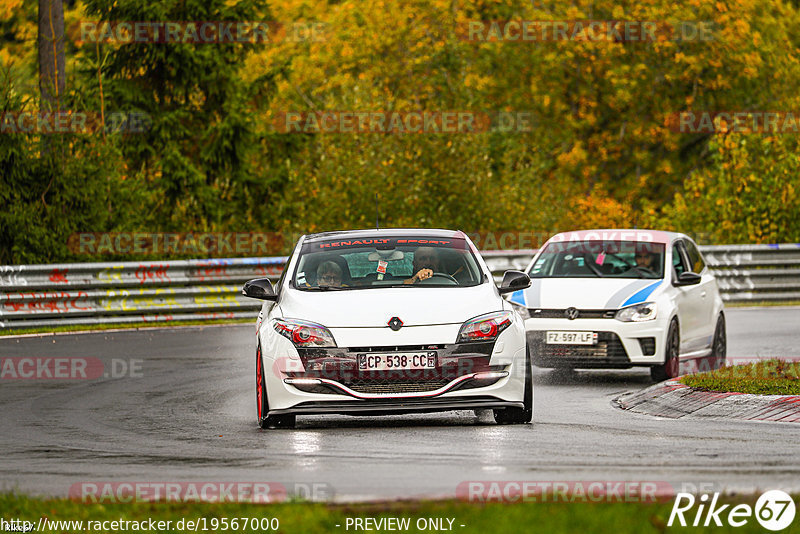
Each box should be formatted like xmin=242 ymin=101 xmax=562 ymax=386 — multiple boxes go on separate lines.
xmin=278 ymin=284 xmax=503 ymax=328
xmin=509 ymin=278 xmax=664 ymax=310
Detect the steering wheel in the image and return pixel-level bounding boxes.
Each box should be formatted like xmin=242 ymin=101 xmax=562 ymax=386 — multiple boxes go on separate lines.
xmin=418 ymin=272 xmax=458 ymax=285
xmin=631 ymin=265 xmax=657 ymax=277
xmin=606 ymin=252 xmax=633 ymax=269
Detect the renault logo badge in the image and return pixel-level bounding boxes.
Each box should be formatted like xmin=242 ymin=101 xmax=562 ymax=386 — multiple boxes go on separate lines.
xmin=388 ymin=317 xmax=404 ymax=331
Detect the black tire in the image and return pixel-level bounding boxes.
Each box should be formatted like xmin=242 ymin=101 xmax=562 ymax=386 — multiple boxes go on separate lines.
xmin=711 ymin=314 xmax=726 ymax=370
xmin=256 ymin=344 xmax=296 ymax=429
xmin=651 ymin=319 xmax=680 ymax=382
xmin=494 ymin=345 xmax=533 ymax=424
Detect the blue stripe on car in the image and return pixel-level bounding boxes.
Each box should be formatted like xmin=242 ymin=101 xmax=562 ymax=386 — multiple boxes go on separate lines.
xmin=604 ymin=279 xmax=655 ymax=309
xmin=522 ymin=279 xmax=542 ymax=308
xmin=621 ymin=281 xmax=662 ymax=307
xmin=510 ymin=289 xmax=526 ymax=306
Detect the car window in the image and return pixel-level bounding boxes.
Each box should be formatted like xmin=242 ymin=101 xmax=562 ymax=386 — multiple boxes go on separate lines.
xmin=291 ymin=237 xmax=483 ymax=290
xmin=683 ymin=239 xmax=705 ymax=273
xmin=672 ymin=242 xmax=689 ymax=277
xmin=529 ymin=240 xmax=665 ymax=279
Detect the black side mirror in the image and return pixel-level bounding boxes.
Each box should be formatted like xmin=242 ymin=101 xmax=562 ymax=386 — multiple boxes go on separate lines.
xmin=498 ymin=270 xmax=531 ymax=294
xmin=673 ymin=271 xmax=701 ymax=287
xmin=242 ymin=278 xmax=278 ymax=301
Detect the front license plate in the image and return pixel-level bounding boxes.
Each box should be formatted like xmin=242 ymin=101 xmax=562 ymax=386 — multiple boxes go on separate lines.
xmin=546 ymin=331 xmax=597 ymax=345
xmin=357 ymin=352 xmax=437 ymax=371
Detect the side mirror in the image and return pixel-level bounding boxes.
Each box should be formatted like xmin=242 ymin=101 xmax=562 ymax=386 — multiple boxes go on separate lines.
xmin=498 ymin=270 xmax=531 ymax=294
xmin=673 ymin=271 xmax=701 ymax=287
xmin=242 ymin=278 xmax=278 ymax=301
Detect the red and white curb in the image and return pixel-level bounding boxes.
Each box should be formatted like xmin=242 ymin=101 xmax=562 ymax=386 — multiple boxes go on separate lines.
xmin=615 ymin=379 xmax=800 ymax=423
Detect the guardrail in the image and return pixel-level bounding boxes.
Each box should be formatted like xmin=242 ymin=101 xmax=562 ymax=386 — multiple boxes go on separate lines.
xmin=0 ymin=257 xmax=286 ymax=330
xmin=700 ymin=244 xmax=800 ymax=303
xmin=1 ymin=244 xmax=798 ymax=330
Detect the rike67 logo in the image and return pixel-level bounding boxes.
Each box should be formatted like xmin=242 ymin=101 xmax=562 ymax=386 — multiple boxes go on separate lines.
xmin=669 ymin=490 xmax=796 ymax=531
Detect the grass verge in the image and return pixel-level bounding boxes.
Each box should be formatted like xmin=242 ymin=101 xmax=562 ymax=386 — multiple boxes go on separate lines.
xmin=1 ymin=493 xmax=795 ymax=534
xmin=681 ymin=358 xmax=800 ymax=395
xmin=0 ymin=318 xmax=252 ymax=337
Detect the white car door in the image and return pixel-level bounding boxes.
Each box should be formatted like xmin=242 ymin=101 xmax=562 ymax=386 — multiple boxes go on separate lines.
xmin=683 ymin=238 xmax=716 ymax=350
xmin=671 ymin=240 xmax=705 ymax=354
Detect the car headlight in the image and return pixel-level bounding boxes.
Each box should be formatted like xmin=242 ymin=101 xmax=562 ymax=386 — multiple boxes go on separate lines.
xmin=273 ymin=318 xmax=337 ymax=348
xmin=457 ymin=311 xmax=513 ymax=343
xmin=615 ymin=302 xmax=657 ymax=322
xmin=509 ymin=300 xmax=530 ymax=320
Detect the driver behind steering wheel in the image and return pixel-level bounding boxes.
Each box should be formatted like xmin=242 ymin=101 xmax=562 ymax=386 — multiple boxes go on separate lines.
xmin=634 ymin=248 xmax=659 ymax=274
xmin=404 ymin=246 xmax=440 ymax=284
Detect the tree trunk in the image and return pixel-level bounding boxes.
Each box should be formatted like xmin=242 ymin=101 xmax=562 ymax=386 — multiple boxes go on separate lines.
xmin=38 ymin=0 xmax=65 ymax=112
xmin=38 ymin=0 xmax=65 ymax=198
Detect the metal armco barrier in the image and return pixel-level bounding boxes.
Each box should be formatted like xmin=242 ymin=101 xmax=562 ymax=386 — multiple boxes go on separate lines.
xmin=1 ymin=244 xmax=799 ymax=330
xmin=700 ymin=244 xmax=800 ymax=303
xmin=0 ymin=257 xmax=285 ymax=330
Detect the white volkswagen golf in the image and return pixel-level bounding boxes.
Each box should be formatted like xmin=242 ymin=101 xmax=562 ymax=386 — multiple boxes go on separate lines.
xmin=242 ymin=229 xmax=532 ymax=428
xmin=509 ymin=230 xmax=726 ymax=381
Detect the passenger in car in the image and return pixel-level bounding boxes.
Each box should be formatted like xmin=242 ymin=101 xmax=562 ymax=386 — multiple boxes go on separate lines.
xmin=316 ymin=261 xmax=345 ymax=287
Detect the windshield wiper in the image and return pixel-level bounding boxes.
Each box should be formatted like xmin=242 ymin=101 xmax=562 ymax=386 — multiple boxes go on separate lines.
xmin=304 ymin=286 xmax=348 ymax=291
xmin=584 ymin=257 xmax=603 ymax=277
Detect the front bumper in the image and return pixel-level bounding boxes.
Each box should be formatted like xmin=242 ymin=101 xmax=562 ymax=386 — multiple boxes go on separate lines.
xmin=268 ymin=396 xmax=524 ymax=416
xmin=524 ymin=315 xmax=668 ymax=369
xmin=260 ymin=321 xmax=528 ymax=415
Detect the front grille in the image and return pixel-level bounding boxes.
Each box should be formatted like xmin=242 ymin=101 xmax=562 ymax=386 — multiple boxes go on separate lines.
xmin=289 ymin=343 xmax=498 ymax=396
xmin=529 ymin=331 xmax=631 ymax=368
xmin=343 ymin=379 xmax=451 ymax=394
xmin=346 ymin=345 xmax=443 ymax=353
xmin=528 ymin=309 xmax=616 ymax=319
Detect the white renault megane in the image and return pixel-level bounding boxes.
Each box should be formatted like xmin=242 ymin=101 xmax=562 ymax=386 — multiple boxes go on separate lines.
xmin=242 ymin=229 xmax=532 ymax=428
xmin=509 ymin=229 xmax=726 ymax=381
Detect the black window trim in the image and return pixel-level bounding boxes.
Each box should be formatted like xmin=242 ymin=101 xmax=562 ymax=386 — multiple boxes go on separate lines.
xmin=671 ymin=239 xmax=691 ymax=280
xmin=681 ymin=238 xmax=706 ymax=274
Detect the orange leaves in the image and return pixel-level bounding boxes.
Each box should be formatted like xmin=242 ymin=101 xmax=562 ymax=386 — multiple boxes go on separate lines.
xmin=557 ymin=191 xmax=635 ymax=231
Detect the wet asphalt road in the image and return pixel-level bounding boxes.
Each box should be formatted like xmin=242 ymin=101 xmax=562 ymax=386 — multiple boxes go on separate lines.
xmin=1 ymin=307 xmax=800 ymax=501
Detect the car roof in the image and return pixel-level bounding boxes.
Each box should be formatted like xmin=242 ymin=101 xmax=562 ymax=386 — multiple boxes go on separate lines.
xmin=302 ymin=228 xmax=468 ymax=243
xmin=546 ymin=228 xmax=687 ymax=245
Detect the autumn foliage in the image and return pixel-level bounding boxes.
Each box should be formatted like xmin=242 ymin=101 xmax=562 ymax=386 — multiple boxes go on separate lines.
xmin=2 ymin=0 xmax=800 ymax=262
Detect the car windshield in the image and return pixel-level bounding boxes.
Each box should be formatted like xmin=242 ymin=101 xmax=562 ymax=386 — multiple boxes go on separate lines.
xmin=529 ymin=240 xmax=666 ymax=279
xmin=292 ymin=236 xmax=484 ymax=290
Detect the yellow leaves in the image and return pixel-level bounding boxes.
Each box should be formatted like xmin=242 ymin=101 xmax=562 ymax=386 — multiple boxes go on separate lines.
xmin=556 ymin=143 xmax=588 ymax=168
xmin=560 ymin=190 xmax=634 ymax=230
xmin=0 ymin=0 xmax=23 ymax=21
